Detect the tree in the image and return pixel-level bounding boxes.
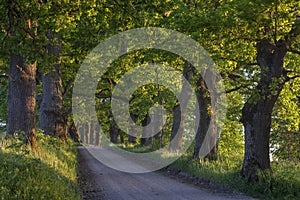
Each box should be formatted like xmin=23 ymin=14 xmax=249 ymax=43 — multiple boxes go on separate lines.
xmin=5 ymin=1 xmax=38 ymax=148
xmin=39 ymin=29 xmax=66 ymax=140
xmin=170 ymin=61 xmax=194 ymax=151
xmin=165 ymin=0 xmax=299 ymax=180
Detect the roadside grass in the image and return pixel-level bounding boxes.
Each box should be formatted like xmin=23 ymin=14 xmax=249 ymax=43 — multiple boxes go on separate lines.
xmin=0 ymin=132 xmax=81 ymax=200
xmin=119 ymin=144 xmax=299 ymax=199
xmin=170 ymin=154 xmax=300 ymax=200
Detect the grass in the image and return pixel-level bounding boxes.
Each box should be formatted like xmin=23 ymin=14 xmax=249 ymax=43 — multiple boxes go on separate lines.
xmin=170 ymin=154 xmax=300 ymax=200
xmin=118 ymin=143 xmax=299 ymax=199
xmin=0 ymin=132 xmax=81 ymax=200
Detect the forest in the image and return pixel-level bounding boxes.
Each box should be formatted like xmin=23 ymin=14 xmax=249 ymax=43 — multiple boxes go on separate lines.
xmin=0 ymin=0 xmax=299 ymax=199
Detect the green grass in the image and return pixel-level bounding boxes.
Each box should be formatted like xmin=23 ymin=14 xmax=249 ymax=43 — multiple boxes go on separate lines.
xmin=170 ymin=154 xmax=300 ymax=200
xmin=0 ymin=132 xmax=81 ymax=200
xmin=118 ymin=144 xmax=299 ymax=199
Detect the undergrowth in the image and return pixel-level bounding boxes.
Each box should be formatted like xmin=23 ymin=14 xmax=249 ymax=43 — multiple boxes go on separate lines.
xmin=0 ymin=132 xmax=81 ymax=200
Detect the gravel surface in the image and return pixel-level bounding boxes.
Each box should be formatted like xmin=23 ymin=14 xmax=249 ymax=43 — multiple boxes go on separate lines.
xmin=77 ymin=146 xmax=255 ymax=200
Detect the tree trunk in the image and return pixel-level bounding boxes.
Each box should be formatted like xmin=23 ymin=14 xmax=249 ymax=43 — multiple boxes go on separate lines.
xmin=7 ymin=51 xmax=38 ymax=148
xmin=119 ymin=130 xmax=124 ymax=144
xmin=240 ymin=39 xmax=288 ymax=181
xmin=170 ymin=61 xmax=194 ymax=151
xmin=141 ymin=113 xmax=152 ymax=146
xmin=6 ymin=4 xmax=38 ymax=148
xmin=84 ymin=123 xmax=88 ymax=143
xmin=128 ymin=135 xmax=137 ymax=144
xmin=68 ymin=121 xmax=80 ymax=143
xmin=193 ymin=67 xmax=219 ymax=160
xmin=86 ymin=123 xmax=90 ymax=144
xmin=153 ymin=108 xmax=163 ymax=147
xmin=39 ymin=30 xmax=66 ymax=140
xmin=193 ymin=78 xmax=211 ymax=159
xmin=39 ymin=71 xmax=66 ymax=140
xmin=95 ymin=124 xmax=101 ymax=146
xmin=128 ymin=114 xmax=137 ymax=144
xmin=110 ymin=123 xmax=119 ymax=144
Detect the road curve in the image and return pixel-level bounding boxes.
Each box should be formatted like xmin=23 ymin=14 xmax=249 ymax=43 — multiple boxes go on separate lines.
xmin=78 ymin=146 xmax=254 ymax=200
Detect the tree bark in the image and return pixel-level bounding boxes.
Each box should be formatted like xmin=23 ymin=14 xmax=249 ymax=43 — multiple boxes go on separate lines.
xmin=141 ymin=113 xmax=152 ymax=146
xmin=7 ymin=51 xmax=38 ymax=148
xmin=68 ymin=121 xmax=80 ymax=143
xmin=39 ymin=71 xmax=66 ymax=140
xmin=193 ymin=77 xmax=211 ymax=159
xmin=110 ymin=123 xmax=119 ymax=144
xmin=193 ymin=68 xmax=219 ymax=160
xmin=6 ymin=9 xmax=38 ymax=148
xmin=240 ymin=39 xmax=288 ymax=181
xmin=170 ymin=61 xmax=194 ymax=151
xmin=39 ymin=30 xmax=66 ymax=140
xmin=128 ymin=114 xmax=137 ymax=144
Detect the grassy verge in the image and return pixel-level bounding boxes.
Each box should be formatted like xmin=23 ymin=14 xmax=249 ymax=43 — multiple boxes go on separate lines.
xmin=118 ymin=144 xmax=299 ymax=199
xmin=170 ymin=154 xmax=300 ymax=200
xmin=0 ymin=132 xmax=81 ymax=200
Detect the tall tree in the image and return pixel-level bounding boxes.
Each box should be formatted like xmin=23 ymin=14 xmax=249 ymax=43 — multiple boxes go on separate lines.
xmin=170 ymin=61 xmax=194 ymax=151
xmin=39 ymin=30 xmax=66 ymax=140
xmin=6 ymin=1 xmax=38 ymax=148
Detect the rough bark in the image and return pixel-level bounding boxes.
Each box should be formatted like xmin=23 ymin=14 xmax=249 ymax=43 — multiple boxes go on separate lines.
xmin=240 ymin=39 xmax=288 ymax=181
xmin=7 ymin=51 xmax=38 ymax=148
xmin=39 ymin=71 xmax=66 ymax=140
xmin=6 ymin=10 xmax=38 ymax=148
xmin=170 ymin=61 xmax=194 ymax=151
xmin=39 ymin=30 xmax=66 ymax=140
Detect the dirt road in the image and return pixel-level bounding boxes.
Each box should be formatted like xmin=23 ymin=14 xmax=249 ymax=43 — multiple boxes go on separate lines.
xmin=77 ymin=146 xmax=254 ymax=200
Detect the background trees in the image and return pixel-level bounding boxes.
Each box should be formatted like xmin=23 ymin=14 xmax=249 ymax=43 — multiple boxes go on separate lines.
xmin=0 ymin=0 xmax=299 ymax=185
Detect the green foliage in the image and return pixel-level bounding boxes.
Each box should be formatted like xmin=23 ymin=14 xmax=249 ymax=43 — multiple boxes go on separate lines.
xmin=271 ymin=78 xmax=300 ymax=161
xmin=0 ymin=132 xmax=80 ymax=200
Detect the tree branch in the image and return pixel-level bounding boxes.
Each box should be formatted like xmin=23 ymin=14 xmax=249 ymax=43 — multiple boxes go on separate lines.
xmin=62 ymin=78 xmax=74 ymax=100
xmin=288 ymin=48 xmax=300 ymax=55
xmin=225 ymin=84 xmax=251 ymax=94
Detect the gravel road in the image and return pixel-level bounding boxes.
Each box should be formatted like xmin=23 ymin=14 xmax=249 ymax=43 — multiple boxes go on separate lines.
xmin=77 ymin=146 xmax=255 ymax=200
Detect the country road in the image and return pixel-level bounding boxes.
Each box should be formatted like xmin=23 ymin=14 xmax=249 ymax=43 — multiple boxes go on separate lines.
xmin=77 ymin=146 xmax=255 ymax=200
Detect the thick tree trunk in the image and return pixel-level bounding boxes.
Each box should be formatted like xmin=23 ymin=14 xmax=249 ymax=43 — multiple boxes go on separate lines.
xmin=7 ymin=4 xmax=38 ymax=148
xmin=39 ymin=30 xmax=66 ymax=140
xmin=170 ymin=61 xmax=194 ymax=151
xmin=240 ymin=39 xmax=288 ymax=181
xmin=7 ymin=52 xmax=38 ymax=148
xmin=39 ymin=71 xmax=66 ymax=140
